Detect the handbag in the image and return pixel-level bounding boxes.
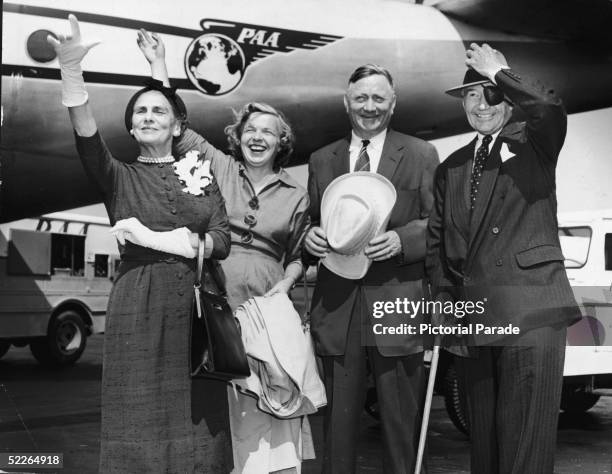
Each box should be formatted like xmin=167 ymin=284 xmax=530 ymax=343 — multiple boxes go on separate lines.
xmin=189 ymin=238 xmax=250 ymax=381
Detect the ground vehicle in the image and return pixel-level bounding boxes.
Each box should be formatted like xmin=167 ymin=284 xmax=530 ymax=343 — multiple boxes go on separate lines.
xmin=0 ymin=212 xmax=118 ymax=366
xmin=443 ymin=210 xmax=612 ymax=434
xmin=558 ymin=210 xmax=612 ymax=413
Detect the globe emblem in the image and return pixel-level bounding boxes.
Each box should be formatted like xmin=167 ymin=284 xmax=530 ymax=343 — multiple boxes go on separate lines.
xmin=185 ymin=33 xmax=246 ymax=96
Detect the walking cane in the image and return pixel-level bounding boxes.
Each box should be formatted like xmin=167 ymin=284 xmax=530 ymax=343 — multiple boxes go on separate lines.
xmin=414 ymin=335 xmax=441 ymax=474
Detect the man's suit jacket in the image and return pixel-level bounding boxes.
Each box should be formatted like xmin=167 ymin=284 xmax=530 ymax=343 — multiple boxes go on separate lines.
xmin=307 ymin=129 xmax=439 ymax=356
xmin=426 ymin=69 xmax=581 ymax=346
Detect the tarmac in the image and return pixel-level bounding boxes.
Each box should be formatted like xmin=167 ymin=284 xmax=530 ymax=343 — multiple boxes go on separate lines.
xmin=1 ymin=335 xmax=611 ymax=473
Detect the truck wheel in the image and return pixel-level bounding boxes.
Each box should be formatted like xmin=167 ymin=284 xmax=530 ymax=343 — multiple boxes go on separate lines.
xmin=0 ymin=341 xmax=10 ymax=359
xmin=560 ymin=386 xmax=601 ymax=414
xmin=30 ymin=310 xmax=87 ymax=367
xmin=443 ymin=363 xmax=470 ymax=436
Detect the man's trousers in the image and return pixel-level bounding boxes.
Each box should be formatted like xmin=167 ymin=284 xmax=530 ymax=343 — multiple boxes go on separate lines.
xmin=456 ymin=325 xmax=567 ymax=474
xmin=321 ymin=290 xmax=427 ymax=474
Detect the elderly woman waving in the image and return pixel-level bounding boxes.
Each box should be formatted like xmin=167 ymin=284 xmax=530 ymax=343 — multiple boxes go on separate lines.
xmin=49 ymin=16 xmax=232 ymax=474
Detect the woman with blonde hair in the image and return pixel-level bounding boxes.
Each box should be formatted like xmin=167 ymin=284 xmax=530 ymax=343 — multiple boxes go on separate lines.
xmin=137 ymin=30 xmax=314 ymax=473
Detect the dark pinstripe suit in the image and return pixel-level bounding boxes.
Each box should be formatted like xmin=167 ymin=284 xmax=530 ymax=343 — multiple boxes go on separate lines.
xmin=426 ymin=69 xmax=581 ymax=473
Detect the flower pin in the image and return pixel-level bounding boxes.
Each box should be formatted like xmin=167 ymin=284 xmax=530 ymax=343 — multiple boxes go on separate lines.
xmin=173 ymin=150 xmax=213 ymax=196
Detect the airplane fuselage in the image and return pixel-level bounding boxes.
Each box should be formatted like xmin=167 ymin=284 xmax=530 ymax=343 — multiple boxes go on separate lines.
xmin=2 ymin=0 xmax=612 ymax=220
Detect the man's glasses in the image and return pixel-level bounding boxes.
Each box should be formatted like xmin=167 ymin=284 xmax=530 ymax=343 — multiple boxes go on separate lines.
xmin=241 ymin=213 xmax=257 ymax=244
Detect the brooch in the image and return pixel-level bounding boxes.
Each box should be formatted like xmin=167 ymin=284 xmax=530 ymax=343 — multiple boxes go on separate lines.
xmin=173 ymin=150 xmax=213 ymax=196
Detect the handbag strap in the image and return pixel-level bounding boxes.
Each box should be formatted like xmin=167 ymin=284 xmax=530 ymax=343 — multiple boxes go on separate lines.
xmin=195 ymin=237 xmax=228 ymax=297
xmin=196 ymin=237 xmax=206 ymax=287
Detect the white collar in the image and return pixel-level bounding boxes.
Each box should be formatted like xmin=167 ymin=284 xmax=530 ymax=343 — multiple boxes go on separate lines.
xmin=475 ymin=129 xmax=502 ymax=147
xmin=350 ymin=129 xmax=387 ymax=150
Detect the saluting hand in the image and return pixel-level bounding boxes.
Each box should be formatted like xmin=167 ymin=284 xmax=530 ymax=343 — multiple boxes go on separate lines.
xmin=47 ymin=14 xmax=100 ymax=69
xmin=465 ymin=43 xmax=509 ymax=82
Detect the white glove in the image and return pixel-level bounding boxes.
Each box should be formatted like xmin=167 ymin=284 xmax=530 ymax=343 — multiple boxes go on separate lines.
xmin=47 ymin=14 xmax=100 ymax=107
xmin=110 ymin=217 xmax=197 ymax=259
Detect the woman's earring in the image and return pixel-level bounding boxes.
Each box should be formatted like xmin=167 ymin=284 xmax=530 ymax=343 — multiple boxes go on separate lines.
xmin=129 ymin=129 xmax=134 ymax=135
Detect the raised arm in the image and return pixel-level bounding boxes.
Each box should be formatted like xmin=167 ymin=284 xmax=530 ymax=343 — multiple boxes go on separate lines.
xmin=48 ymin=14 xmax=100 ymax=137
xmin=136 ymin=31 xmax=228 ymax=173
xmin=466 ymin=43 xmax=567 ymax=162
xmin=137 ymin=29 xmax=170 ymax=87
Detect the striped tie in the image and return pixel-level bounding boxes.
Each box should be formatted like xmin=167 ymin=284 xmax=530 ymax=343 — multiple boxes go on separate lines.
xmin=354 ymin=139 xmax=370 ymax=172
xmin=470 ymin=135 xmax=492 ymax=210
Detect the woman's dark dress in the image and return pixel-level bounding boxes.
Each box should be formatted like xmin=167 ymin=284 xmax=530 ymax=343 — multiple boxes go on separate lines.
xmin=75 ymin=132 xmax=232 ymax=474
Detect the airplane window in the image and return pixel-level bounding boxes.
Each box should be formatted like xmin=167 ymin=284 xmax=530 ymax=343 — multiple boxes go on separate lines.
xmin=27 ymin=30 xmax=58 ymax=63
xmin=558 ymin=226 xmax=591 ymax=268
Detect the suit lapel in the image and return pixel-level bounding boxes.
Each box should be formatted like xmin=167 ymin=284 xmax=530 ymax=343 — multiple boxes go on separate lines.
xmin=376 ymin=130 xmax=403 ymax=182
xmin=331 ymin=137 xmax=350 ymax=178
xmin=468 ymin=137 xmax=502 ymax=248
xmin=447 ymin=141 xmax=474 ymax=243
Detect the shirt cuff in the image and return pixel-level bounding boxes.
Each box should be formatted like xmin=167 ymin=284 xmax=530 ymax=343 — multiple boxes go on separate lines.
xmin=489 ymin=65 xmax=510 ymax=84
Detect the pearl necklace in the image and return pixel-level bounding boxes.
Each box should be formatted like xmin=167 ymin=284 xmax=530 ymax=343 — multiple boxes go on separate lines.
xmin=137 ymin=154 xmax=175 ymax=164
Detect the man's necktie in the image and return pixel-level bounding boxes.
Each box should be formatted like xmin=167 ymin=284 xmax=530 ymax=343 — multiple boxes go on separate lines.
xmin=470 ymin=135 xmax=492 ymax=210
xmin=354 ymin=139 xmax=370 ymax=172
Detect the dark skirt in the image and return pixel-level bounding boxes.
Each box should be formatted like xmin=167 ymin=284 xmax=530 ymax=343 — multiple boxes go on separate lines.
xmin=99 ymin=259 xmax=232 ymax=474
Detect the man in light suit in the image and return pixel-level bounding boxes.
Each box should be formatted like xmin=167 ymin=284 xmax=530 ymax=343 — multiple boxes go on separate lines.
xmin=426 ymin=44 xmax=581 ymax=473
xmin=304 ymin=64 xmax=439 ymax=473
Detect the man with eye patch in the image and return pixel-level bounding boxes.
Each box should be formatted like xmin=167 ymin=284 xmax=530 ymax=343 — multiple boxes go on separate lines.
xmin=426 ymin=44 xmax=580 ymax=473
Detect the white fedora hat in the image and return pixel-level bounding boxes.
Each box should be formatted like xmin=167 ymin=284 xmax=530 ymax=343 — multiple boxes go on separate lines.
xmin=321 ymin=172 xmax=397 ymax=279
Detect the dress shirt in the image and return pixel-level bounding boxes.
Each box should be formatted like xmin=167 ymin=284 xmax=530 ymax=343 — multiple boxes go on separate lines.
xmin=473 ymin=129 xmax=502 ymax=163
xmin=349 ymin=129 xmax=387 ymax=173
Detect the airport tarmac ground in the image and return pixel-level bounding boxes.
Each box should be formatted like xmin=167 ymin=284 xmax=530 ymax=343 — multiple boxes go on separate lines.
xmin=1 ymin=335 xmax=611 ymax=473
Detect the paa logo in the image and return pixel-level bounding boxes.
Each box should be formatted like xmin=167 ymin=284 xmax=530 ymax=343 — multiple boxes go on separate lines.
xmin=184 ymin=19 xmax=343 ymax=96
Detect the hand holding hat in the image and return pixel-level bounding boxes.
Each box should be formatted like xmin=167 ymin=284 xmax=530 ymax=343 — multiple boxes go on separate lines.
xmin=320 ymin=172 xmax=397 ymax=279
xmin=364 ymin=230 xmax=401 ymax=261
xmin=304 ymin=226 xmax=330 ymax=258
xmin=465 ymin=43 xmax=509 ymax=83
